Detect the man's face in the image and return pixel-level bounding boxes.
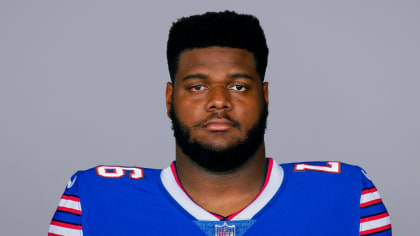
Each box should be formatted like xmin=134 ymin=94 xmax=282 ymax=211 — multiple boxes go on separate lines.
xmin=166 ymin=46 xmax=269 ymax=172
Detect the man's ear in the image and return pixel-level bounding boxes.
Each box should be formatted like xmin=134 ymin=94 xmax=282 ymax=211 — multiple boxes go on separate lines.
xmin=263 ymin=82 xmax=269 ymax=105
xmin=166 ymin=82 xmax=173 ymax=119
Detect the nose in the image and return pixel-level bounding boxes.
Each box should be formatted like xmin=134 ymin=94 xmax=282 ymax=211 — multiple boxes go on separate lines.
xmin=206 ymin=85 xmax=232 ymax=111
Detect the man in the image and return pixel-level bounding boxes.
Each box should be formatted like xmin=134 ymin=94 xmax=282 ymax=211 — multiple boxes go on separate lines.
xmin=49 ymin=11 xmax=391 ymax=236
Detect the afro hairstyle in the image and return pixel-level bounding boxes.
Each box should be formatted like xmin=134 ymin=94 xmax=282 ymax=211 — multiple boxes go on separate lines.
xmin=166 ymin=11 xmax=269 ymax=82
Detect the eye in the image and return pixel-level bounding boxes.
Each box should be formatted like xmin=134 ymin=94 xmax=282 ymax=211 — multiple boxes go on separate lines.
xmin=190 ymin=85 xmax=207 ymax=92
xmin=230 ymin=84 xmax=247 ymax=91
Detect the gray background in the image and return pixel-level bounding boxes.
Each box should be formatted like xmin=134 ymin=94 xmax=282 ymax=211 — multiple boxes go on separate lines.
xmin=1 ymin=0 xmax=418 ymax=235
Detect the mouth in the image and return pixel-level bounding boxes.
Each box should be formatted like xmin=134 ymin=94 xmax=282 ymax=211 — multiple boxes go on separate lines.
xmin=202 ymin=118 xmax=235 ymax=131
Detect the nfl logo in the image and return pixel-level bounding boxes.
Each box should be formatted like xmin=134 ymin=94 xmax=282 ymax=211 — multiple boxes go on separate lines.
xmin=215 ymin=222 xmax=235 ymax=236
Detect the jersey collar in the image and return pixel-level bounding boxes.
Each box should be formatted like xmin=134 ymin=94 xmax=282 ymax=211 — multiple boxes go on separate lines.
xmin=160 ymin=158 xmax=284 ymax=221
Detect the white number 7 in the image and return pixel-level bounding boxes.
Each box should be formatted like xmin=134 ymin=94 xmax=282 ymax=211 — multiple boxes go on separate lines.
xmin=294 ymin=162 xmax=341 ymax=173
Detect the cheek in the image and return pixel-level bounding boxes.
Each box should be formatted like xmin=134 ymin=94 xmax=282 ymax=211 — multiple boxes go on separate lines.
xmin=242 ymin=107 xmax=261 ymax=123
xmin=234 ymin=98 xmax=264 ymax=127
xmin=173 ymin=96 xmax=203 ymax=125
xmin=233 ymin=95 xmax=264 ymax=117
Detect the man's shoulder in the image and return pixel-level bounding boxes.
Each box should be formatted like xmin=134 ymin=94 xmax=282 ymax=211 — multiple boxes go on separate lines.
xmin=278 ymin=161 xmax=365 ymax=188
xmin=66 ymin=165 xmax=163 ymax=193
xmin=272 ymin=161 xmax=367 ymax=208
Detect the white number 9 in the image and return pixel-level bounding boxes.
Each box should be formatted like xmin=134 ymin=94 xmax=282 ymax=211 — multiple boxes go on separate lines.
xmin=96 ymin=166 xmax=144 ymax=179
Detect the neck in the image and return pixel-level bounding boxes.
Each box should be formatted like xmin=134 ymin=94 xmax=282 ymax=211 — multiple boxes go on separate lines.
xmin=175 ymin=143 xmax=267 ymax=217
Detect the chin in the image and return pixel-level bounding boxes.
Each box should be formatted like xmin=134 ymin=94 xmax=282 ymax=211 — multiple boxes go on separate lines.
xmin=194 ymin=139 xmax=242 ymax=151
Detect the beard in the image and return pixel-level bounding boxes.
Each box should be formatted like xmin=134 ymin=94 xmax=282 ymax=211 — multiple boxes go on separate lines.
xmin=170 ymin=101 xmax=268 ymax=173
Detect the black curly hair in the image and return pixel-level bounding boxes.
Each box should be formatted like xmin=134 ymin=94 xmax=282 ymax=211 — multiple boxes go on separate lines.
xmin=166 ymin=11 xmax=269 ymax=82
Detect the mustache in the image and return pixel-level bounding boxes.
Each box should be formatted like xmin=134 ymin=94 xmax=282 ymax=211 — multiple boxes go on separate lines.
xmin=193 ymin=112 xmax=241 ymax=130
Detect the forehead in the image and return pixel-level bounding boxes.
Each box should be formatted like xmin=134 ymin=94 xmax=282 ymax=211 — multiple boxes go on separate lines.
xmin=176 ymin=47 xmax=257 ymax=79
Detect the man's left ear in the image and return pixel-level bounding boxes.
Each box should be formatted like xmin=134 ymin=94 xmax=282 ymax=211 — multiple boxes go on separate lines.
xmin=263 ymin=82 xmax=269 ymax=105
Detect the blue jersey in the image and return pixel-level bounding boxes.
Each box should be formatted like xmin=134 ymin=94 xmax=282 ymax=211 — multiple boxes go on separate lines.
xmin=49 ymin=158 xmax=391 ymax=235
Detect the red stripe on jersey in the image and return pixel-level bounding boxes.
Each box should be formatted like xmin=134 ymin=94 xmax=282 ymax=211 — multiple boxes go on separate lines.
xmin=361 ymin=187 xmax=377 ymax=195
xmin=225 ymin=158 xmax=273 ymax=221
xmin=360 ymin=198 xmax=383 ymax=208
xmin=360 ymin=212 xmax=389 ymax=223
xmin=48 ymin=233 xmax=63 ymax=236
xmin=61 ymin=195 xmax=80 ymax=202
xmin=50 ymin=220 xmax=82 ymax=230
xmin=57 ymin=206 xmax=82 ymax=215
xmin=212 ymin=214 xmax=224 ymax=220
xmin=260 ymin=158 xmax=273 ymax=194
xmin=170 ymin=163 xmax=186 ymax=196
xmin=360 ymin=224 xmax=391 ymax=235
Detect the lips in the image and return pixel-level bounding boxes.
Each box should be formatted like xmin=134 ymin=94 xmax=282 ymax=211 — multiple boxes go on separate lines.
xmin=203 ymin=118 xmax=234 ymax=131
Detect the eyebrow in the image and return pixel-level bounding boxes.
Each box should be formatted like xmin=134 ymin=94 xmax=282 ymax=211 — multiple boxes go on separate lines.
xmin=183 ymin=74 xmax=208 ymax=81
xmin=228 ymin=73 xmax=254 ymax=80
xmin=183 ymin=73 xmax=255 ymax=81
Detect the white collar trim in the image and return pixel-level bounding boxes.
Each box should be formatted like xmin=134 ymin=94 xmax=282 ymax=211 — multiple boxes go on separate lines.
xmin=160 ymin=158 xmax=284 ymax=221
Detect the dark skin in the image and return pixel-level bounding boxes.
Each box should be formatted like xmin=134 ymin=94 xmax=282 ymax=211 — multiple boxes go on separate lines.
xmin=165 ymin=46 xmax=269 ymax=217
